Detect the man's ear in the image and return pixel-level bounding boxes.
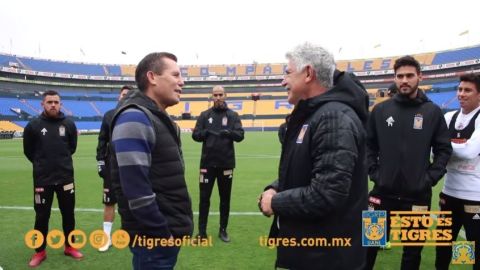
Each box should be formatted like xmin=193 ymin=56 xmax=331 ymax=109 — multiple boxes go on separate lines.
xmin=147 ymin=71 xmax=157 ymax=86
xmin=304 ymin=65 xmax=316 ymax=83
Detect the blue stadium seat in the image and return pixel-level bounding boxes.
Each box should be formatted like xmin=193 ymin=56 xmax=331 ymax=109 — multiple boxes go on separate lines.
xmin=432 ymin=46 xmax=480 ymax=64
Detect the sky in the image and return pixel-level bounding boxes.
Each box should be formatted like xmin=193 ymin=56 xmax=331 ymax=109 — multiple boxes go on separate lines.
xmin=0 ymin=0 xmax=479 ymax=66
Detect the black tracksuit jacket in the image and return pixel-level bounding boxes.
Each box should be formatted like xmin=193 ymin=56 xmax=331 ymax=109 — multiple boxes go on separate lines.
xmin=367 ymin=90 xmax=452 ymax=202
xmin=96 ymin=108 xmax=115 ymax=162
xmin=23 ymin=112 xmax=77 ymax=186
xmin=192 ymin=105 xmax=244 ymax=168
xmin=266 ymin=71 xmax=370 ymax=270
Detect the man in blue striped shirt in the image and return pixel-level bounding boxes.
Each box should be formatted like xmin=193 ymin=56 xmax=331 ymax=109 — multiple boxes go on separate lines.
xmin=110 ymin=52 xmax=193 ymax=270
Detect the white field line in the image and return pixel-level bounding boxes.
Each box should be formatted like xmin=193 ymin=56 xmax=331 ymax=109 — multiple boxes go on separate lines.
xmin=0 ymin=206 xmax=466 ymax=239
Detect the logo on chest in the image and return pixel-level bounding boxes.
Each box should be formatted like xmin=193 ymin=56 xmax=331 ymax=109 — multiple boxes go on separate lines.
xmin=296 ymin=124 xmax=309 ymax=144
xmin=386 ymin=116 xmax=395 ymax=127
xmin=59 ymin=125 xmax=66 ymax=136
xmin=413 ymin=114 xmax=423 ymax=130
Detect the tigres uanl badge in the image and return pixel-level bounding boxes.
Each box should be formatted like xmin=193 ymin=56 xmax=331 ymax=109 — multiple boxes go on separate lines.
xmin=413 ymin=114 xmax=423 ymax=130
xmin=59 ymin=125 xmax=66 ymax=136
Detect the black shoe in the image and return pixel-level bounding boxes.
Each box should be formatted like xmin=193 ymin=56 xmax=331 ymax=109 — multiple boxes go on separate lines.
xmin=219 ymin=229 xmax=230 ymax=243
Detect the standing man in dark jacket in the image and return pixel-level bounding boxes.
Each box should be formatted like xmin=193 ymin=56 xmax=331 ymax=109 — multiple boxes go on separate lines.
xmin=23 ymin=90 xmax=83 ymax=267
xmin=110 ymin=52 xmax=193 ymax=269
xmin=259 ymin=42 xmax=369 ymax=269
xmin=192 ymin=85 xmax=244 ymax=242
xmin=95 ymin=85 xmax=131 ymax=252
xmin=365 ymin=56 xmax=452 ymax=270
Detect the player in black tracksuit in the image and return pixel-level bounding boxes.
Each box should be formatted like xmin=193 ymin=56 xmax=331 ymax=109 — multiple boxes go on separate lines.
xmin=95 ymin=85 xmax=131 ymax=252
xmin=365 ymin=56 xmax=452 ymax=270
xmin=23 ymin=90 xmax=82 ymax=266
xmin=192 ymin=86 xmax=244 ymax=242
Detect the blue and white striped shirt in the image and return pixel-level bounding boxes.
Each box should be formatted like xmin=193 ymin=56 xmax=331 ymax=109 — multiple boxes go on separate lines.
xmin=112 ymin=108 xmax=171 ymax=237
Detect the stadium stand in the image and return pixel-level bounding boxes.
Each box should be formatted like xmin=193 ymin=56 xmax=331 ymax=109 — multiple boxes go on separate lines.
xmin=0 ymin=120 xmax=23 ymax=131
xmin=432 ymin=46 xmax=480 ymax=64
xmin=1 ymin=44 xmax=479 ymax=131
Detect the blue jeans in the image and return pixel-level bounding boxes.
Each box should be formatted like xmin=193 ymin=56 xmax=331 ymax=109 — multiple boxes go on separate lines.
xmin=129 ymin=245 xmax=180 ymax=270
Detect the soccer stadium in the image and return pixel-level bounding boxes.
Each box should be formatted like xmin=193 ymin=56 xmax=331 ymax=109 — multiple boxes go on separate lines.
xmin=0 ymin=44 xmax=479 ymax=270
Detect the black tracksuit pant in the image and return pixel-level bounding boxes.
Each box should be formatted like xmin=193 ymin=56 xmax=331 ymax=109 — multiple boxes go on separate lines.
xmin=435 ymin=192 xmax=480 ymax=270
xmin=198 ymin=167 xmax=233 ymax=235
xmin=364 ymin=195 xmax=430 ymax=270
xmin=33 ymin=183 xmax=76 ymax=252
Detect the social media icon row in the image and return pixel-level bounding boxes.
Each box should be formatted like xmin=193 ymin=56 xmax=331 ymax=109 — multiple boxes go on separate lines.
xmin=25 ymin=229 xmax=130 ymax=249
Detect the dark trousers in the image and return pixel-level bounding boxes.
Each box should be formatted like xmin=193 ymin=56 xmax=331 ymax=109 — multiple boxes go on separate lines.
xmin=435 ymin=192 xmax=480 ymax=270
xmin=364 ymin=195 xmax=430 ymax=270
xmin=198 ymin=167 xmax=233 ymax=234
xmin=129 ymin=246 xmax=180 ymax=270
xmin=33 ymin=183 xmax=76 ymax=252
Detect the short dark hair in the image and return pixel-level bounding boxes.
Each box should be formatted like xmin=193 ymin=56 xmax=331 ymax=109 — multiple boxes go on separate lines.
xmin=120 ymin=85 xmax=133 ymax=92
xmin=394 ymin=55 xmax=421 ymax=74
xmin=135 ymin=52 xmax=177 ymax=92
xmin=460 ymin=73 xmax=480 ymax=92
xmin=42 ymin=90 xmax=60 ymax=99
xmin=387 ymin=83 xmax=398 ymax=97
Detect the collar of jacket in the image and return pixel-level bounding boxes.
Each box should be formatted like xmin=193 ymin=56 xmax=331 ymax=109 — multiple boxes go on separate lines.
xmin=292 ymin=71 xmax=369 ymax=123
xmin=115 ymin=89 xmax=180 ymax=144
xmin=118 ymin=89 xmax=166 ymax=115
xmin=393 ymin=89 xmax=430 ymax=106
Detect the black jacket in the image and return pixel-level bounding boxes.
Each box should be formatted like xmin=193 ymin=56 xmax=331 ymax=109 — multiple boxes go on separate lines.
xmin=96 ymin=108 xmax=115 ymax=162
xmin=267 ymin=71 xmax=369 ymax=270
xmin=23 ymin=112 xmax=77 ymax=186
xmin=110 ymin=90 xmax=193 ymax=238
xmin=367 ymin=90 xmax=452 ymax=202
xmin=192 ymin=105 xmax=244 ymax=168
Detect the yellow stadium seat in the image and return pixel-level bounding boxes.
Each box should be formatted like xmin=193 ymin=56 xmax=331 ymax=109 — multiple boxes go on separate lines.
xmin=0 ymin=120 xmax=23 ymax=132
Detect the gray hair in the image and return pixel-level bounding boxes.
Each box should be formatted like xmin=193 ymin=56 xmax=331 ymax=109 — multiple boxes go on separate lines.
xmin=286 ymin=42 xmax=335 ymax=89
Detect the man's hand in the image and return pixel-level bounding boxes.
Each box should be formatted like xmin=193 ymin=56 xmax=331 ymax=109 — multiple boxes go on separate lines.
xmin=97 ymin=160 xmax=106 ymax=178
xmin=206 ymin=130 xmax=219 ymax=136
xmin=258 ymin=188 xmax=277 ymax=217
xmin=219 ymin=129 xmax=231 ymax=137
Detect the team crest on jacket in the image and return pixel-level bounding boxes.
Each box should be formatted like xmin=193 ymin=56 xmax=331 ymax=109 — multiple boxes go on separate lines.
xmin=386 ymin=116 xmax=394 ymax=127
xmin=296 ymin=124 xmax=309 ymax=144
xmin=222 ymin=116 xmax=228 ymax=126
xmin=59 ymin=125 xmax=66 ymax=136
xmin=413 ymin=114 xmax=423 ymax=130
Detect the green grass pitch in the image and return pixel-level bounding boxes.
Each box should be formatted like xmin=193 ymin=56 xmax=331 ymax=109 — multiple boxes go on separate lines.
xmin=0 ymin=132 xmax=470 ymax=269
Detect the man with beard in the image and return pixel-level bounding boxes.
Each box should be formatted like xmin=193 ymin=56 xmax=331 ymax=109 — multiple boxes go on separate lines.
xmin=259 ymin=43 xmax=369 ymax=269
xmin=365 ymin=56 xmax=452 ymax=270
xmin=192 ymin=86 xmax=244 ymax=242
xmin=23 ymin=90 xmax=83 ymax=267
xmin=436 ymin=74 xmax=480 ymax=270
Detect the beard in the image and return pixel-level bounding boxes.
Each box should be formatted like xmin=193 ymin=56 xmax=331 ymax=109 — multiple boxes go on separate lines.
xmin=213 ymin=100 xmax=227 ymax=109
xmin=44 ymin=109 xmax=59 ymax=118
xmin=398 ymin=81 xmax=419 ymax=97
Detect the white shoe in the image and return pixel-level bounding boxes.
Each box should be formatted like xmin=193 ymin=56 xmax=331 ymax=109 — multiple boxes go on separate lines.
xmin=98 ymin=239 xmax=112 ymax=252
